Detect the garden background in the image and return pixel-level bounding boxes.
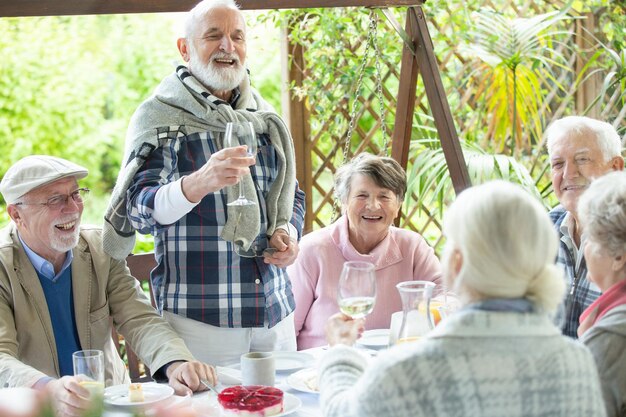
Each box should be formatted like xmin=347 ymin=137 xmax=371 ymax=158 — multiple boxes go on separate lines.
xmin=0 ymin=0 xmax=624 ymax=254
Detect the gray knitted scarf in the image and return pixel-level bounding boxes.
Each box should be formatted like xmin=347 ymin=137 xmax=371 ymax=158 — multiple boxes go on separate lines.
xmin=103 ymin=66 xmax=295 ymax=260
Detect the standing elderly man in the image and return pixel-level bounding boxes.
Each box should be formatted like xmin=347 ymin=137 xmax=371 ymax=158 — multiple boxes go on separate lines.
xmin=0 ymin=156 xmax=217 ymax=417
xmin=546 ymin=115 xmax=624 ymax=338
xmin=104 ymin=0 xmax=305 ymax=366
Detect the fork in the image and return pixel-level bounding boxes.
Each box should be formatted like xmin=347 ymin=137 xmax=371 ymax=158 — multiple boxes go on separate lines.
xmin=200 ymin=379 xmax=220 ymax=395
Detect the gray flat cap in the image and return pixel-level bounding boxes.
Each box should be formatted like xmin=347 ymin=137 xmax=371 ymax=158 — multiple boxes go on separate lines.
xmin=0 ymin=155 xmax=88 ymax=204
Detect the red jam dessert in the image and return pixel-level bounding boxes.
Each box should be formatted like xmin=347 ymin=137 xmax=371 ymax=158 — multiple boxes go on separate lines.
xmin=217 ymin=385 xmax=284 ymax=417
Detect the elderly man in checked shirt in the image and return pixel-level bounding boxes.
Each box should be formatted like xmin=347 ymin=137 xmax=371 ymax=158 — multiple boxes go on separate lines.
xmin=546 ymin=116 xmax=623 ymax=338
xmin=103 ymin=0 xmax=305 ymax=365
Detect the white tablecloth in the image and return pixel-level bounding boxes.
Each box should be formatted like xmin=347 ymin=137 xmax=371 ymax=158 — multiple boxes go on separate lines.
xmin=104 ymin=348 xmax=327 ymax=417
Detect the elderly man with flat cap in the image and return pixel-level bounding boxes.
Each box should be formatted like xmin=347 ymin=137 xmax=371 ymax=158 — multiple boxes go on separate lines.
xmin=0 ymin=155 xmax=217 ymax=417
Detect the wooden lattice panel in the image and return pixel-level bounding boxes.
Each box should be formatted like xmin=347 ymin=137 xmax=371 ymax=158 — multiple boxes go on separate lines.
xmin=288 ymin=0 xmax=625 ymax=253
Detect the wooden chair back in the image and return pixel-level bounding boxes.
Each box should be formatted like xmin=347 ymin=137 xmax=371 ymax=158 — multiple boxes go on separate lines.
xmin=112 ymin=252 xmax=157 ymax=382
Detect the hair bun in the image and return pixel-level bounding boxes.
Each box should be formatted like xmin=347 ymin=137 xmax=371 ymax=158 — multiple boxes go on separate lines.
xmin=526 ymin=264 xmax=565 ymax=313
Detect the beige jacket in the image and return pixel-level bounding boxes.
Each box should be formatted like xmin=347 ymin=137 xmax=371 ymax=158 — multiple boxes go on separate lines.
xmin=0 ymin=223 xmax=194 ymax=388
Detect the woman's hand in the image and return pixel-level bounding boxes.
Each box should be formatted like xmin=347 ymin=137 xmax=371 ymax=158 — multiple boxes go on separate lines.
xmin=325 ymin=313 xmax=365 ymax=347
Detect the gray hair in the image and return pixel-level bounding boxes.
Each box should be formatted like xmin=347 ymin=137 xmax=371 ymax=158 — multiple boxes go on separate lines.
xmin=184 ymin=0 xmax=241 ymax=39
xmin=578 ymin=171 xmax=626 ymax=257
xmin=334 ymin=153 xmax=407 ymax=203
xmin=443 ymin=180 xmax=565 ymax=313
xmin=545 ymin=116 xmax=622 ymax=162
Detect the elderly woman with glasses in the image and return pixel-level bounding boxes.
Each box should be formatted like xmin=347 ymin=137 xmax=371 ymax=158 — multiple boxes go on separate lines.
xmin=287 ymin=152 xmax=441 ymax=350
xmin=577 ymin=171 xmax=626 ymax=417
xmin=319 ymin=181 xmax=606 ymax=417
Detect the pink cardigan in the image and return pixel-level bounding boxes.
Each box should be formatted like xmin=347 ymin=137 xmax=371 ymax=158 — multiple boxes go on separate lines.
xmin=287 ymin=215 xmax=442 ymax=350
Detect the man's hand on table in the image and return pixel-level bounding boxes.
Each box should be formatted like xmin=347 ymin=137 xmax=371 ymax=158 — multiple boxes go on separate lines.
xmin=45 ymin=376 xmax=92 ymax=417
xmin=166 ymin=361 xmax=217 ymax=396
xmin=325 ymin=313 xmax=365 ymax=347
xmin=265 ymin=229 xmax=299 ymax=268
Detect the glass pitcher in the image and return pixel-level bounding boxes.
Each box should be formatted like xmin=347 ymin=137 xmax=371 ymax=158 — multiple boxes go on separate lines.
xmin=389 ymin=281 xmax=436 ymax=345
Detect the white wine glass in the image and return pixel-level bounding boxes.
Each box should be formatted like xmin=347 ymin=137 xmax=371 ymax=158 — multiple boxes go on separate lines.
xmin=337 ymin=261 xmax=377 ymax=319
xmin=225 ymin=121 xmax=257 ymax=206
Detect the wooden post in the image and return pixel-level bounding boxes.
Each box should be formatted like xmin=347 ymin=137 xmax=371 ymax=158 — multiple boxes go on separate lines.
xmin=410 ymin=6 xmax=470 ymax=195
xmin=281 ymin=22 xmax=313 ymax=233
xmin=391 ymin=8 xmax=420 ymax=170
xmin=575 ymin=12 xmax=601 ymax=118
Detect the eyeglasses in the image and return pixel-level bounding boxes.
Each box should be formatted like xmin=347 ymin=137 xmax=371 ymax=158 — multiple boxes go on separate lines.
xmin=14 ymin=188 xmax=90 ymax=210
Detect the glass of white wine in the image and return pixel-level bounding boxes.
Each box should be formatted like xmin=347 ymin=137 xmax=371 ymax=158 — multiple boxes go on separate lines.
xmin=225 ymin=121 xmax=257 ymax=206
xmin=73 ymin=349 xmax=105 ymax=398
xmin=337 ymin=261 xmax=377 ymax=320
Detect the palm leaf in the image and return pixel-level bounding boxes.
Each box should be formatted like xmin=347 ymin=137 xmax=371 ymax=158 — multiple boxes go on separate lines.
xmin=406 ymin=139 xmax=546 ymax=220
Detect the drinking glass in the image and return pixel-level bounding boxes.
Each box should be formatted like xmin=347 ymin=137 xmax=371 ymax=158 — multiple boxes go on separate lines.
xmin=225 ymin=121 xmax=257 ymax=206
xmin=337 ymin=261 xmax=377 ymax=319
xmin=72 ymin=349 xmax=105 ymax=398
xmin=430 ymin=288 xmax=461 ymax=325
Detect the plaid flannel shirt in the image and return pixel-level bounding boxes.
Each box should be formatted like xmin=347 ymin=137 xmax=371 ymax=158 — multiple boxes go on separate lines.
xmin=549 ymin=205 xmax=601 ymax=338
xmin=126 ymin=126 xmax=305 ymax=328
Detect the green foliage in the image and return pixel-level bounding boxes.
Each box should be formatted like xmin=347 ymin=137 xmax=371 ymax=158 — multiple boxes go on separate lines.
xmin=0 ymin=15 xmax=179 ymax=218
xmin=462 ymin=7 xmax=576 ymax=154
xmin=268 ymin=7 xmax=405 ymax=159
xmin=406 ymin=138 xmax=545 ymax=222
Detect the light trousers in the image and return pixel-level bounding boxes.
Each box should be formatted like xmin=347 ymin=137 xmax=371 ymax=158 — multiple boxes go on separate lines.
xmin=163 ymin=311 xmax=296 ymax=366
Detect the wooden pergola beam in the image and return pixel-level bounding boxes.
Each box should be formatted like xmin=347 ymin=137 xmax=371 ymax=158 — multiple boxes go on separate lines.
xmin=0 ymin=0 xmax=423 ymax=17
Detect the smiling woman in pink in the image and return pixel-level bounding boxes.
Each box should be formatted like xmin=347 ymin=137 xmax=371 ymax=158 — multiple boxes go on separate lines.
xmin=287 ymin=153 xmax=441 ymax=349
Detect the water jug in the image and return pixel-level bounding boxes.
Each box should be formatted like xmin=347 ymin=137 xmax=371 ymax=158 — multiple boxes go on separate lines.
xmin=389 ymin=281 xmax=435 ymax=345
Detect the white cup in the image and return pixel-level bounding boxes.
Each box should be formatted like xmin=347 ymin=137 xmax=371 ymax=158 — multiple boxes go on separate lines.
xmin=240 ymin=352 xmax=275 ymax=386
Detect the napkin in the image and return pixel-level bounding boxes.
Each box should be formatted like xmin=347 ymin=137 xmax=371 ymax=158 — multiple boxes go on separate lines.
xmin=217 ymin=366 xmax=242 ymax=385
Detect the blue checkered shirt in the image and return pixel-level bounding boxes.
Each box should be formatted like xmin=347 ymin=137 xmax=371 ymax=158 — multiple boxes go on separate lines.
xmin=126 ymin=126 xmax=305 ymax=328
xmin=549 ymin=205 xmax=601 ymax=338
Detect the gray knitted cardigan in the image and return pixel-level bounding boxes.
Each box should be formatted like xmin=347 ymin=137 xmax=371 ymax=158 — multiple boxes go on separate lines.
xmin=320 ymin=309 xmax=607 ymax=417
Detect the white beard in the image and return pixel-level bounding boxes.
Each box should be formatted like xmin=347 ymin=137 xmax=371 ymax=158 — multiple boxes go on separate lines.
xmin=189 ymin=48 xmax=246 ymax=93
xmin=49 ymin=218 xmax=81 ymax=253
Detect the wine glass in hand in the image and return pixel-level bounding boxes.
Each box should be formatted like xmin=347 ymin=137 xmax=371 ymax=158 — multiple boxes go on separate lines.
xmin=225 ymin=121 xmax=257 ymax=206
xmin=337 ymin=261 xmax=377 ymax=319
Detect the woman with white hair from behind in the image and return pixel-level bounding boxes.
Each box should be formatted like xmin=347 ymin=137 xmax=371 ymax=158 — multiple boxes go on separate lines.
xmin=578 ymin=171 xmax=626 ymax=417
xmin=319 ymin=180 xmax=606 ymax=417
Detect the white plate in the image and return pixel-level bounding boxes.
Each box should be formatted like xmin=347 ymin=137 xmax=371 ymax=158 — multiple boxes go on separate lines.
xmin=216 ymin=366 xmax=242 ymax=385
xmin=276 ymin=393 xmax=302 ymax=416
xmin=193 ymin=391 xmax=302 ymax=417
xmin=356 ymin=329 xmax=390 ymax=350
xmin=286 ymin=367 xmax=319 ymax=394
xmin=274 ymin=351 xmax=315 ymax=372
xmin=104 ymin=383 xmax=174 ymax=408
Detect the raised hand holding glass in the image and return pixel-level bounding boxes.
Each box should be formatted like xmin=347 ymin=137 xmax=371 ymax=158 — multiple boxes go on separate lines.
xmin=337 ymin=261 xmax=377 ymax=319
xmin=225 ymin=121 xmax=257 ymax=206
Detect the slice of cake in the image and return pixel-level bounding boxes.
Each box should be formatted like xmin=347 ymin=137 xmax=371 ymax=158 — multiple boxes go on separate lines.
xmin=128 ymin=383 xmax=144 ymax=403
xmin=217 ymin=385 xmax=284 ymax=417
